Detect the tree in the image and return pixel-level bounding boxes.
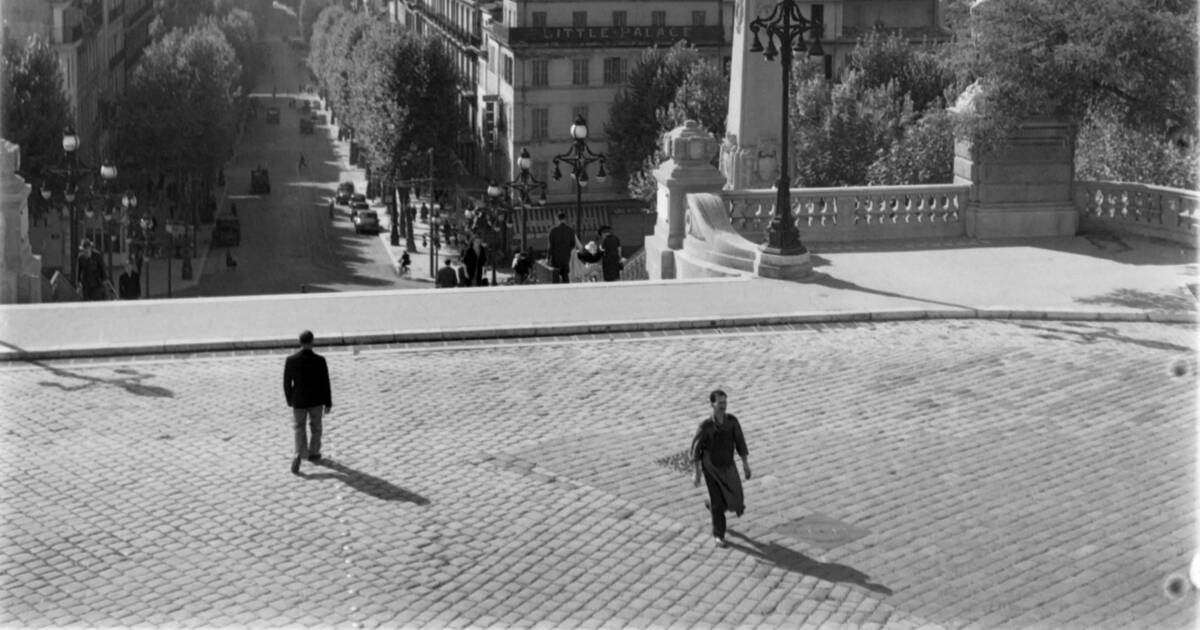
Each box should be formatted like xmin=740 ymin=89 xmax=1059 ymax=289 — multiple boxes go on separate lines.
xmin=866 ymin=108 xmax=955 ymax=185
xmin=308 ymin=4 xmax=347 ymax=90
xmin=949 ymin=0 xmax=1197 ymax=154
xmin=299 ymin=0 xmax=333 ymax=42
xmin=1075 ymin=104 xmax=1199 ymax=190
xmin=605 ymin=42 xmax=705 ymax=187
xmin=627 ymin=58 xmax=729 ymax=201
xmin=1 ymin=36 xmax=73 ymax=180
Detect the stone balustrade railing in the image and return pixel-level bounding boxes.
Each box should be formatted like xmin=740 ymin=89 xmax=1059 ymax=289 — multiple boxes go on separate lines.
xmin=619 ymin=247 xmax=647 ymax=281
xmin=722 ymin=184 xmax=969 ymax=244
xmin=1074 ymin=180 xmax=1198 ymax=246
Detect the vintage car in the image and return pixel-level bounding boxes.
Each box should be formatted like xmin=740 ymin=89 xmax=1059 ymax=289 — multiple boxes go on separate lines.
xmin=250 ymin=167 xmax=270 ymax=194
xmin=336 ymin=182 xmax=355 ymax=204
xmin=211 ymin=215 xmax=241 ymax=247
xmin=299 ymin=117 xmax=314 ymax=134
xmin=353 ymin=209 xmax=380 ymax=234
xmin=348 ymin=194 xmax=368 ymax=218
xmin=265 ymin=107 xmax=280 ymax=124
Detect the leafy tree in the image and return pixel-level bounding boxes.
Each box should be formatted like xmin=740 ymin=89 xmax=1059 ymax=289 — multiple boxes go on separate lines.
xmin=605 ymin=42 xmax=705 ymax=186
xmin=848 ymin=30 xmax=956 ymax=115
xmin=299 ymin=0 xmax=334 ymax=42
xmin=949 ymin=0 xmax=1197 ymax=154
xmin=627 ymin=58 xmax=729 ymax=201
xmin=866 ymin=107 xmax=955 ymax=185
xmin=308 ymin=4 xmax=347 ymax=89
xmin=1 ymin=36 xmax=72 ymax=180
xmin=1075 ymin=104 xmax=1199 ymax=190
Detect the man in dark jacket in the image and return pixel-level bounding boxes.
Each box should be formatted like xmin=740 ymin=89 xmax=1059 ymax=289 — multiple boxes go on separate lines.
xmin=435 ymin=258 xmax=458 ymax=288
xmin=117 ymin=263 xmax=140 ymax=299
xmin=546 ymin=212 xmax=579 ymax=284
xmin=283 ymin=330 xmax=333 ymax=474
xmin=75 ymin=239 xmax=107 ymax=301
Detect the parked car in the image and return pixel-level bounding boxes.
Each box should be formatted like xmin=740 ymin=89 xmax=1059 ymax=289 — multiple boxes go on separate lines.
xmin=299 ymin=118 xmax=314 ymax=134
xmin=353 ymin=210 xmax=380 ymax=234
xmin=265 ymin=107 xmax=280 ymax=124
xmin=336 ymin=182 xmax=355 ymax=204
xmin=212 ymin=216 xmax=241 ymax=247
xmin=349 ymin=198 xmax=369 ymax=219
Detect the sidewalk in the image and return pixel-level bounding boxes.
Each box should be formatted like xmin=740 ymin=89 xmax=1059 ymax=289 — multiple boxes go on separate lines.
xmin=0 ymin=232 xmax=1195 ymax=360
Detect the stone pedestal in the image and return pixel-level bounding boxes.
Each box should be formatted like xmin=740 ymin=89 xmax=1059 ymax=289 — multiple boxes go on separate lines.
xmin=719 ymin=0 xmax=787 ymax=191
xmin=956 ymin=119 xmax=1079 ymax=238
xmin=0 ymin=140 xmax=43 ymax=303
xmin=646 ymin=121 xmax=726 ymax=280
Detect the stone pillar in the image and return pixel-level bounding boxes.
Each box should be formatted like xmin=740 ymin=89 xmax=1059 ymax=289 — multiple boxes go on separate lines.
xmin=956 ymin=118 xmax=1079 ymax=238
xmin=645 ymin=121 xmax=725 ymax=280
xmin=719 ymin=0 xmax=786 ymax=191
xmin=0 ymin=140 xmax=43 ymax=303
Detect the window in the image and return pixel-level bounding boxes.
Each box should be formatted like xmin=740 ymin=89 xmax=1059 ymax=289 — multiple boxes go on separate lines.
xmin=612 ymin=11 xmax=626 ymax=27
xmin=531 ymin=108 xmax=549 ymax=140
xmin=531 ymin=59 xmax=549 ymax=87
xmin=651 ymin=11 xmax=666 ymax=26
xmin=571 ymin=58 xmax=589 ymax=86
xmin=603 ymin=57 xmax=626 ymax=84
xmin=811 ymin=4 xmax=825 ymax=29
xmin=531 ymin=11 xmax=546 ymax=27
xmin=692 ymin=11 xmax=706 ymax=26
xmin=503 ymin=54 xmax=514 ymax=85
xmin=572 ymin=11 xmax=587 ymax=27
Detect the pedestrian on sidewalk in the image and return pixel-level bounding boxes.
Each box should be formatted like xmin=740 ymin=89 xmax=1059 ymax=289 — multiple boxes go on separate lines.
xmin=298 ymin=153 xmax=307 ymax=170
xmin=75 ymin=239 xmax=107 ymax=301
xmin=547 ymin=212 xmax=581 ymax=284
xmin=691 ymin=389 xmax=751 ymax=547
xmin=456 ymin=256 xmax=470 ymax=286
xmin=462 ymin=236 xmax=488 ymax=287
xmin=118 ymin=262 xmax=140 ymax=300
xmin=600 ymin=225 xmax=624 ymax=282
xmin=436 ymin=258 xmax=458 ymax=288
xmin=283 ymin=330 xmax=333 ymax=475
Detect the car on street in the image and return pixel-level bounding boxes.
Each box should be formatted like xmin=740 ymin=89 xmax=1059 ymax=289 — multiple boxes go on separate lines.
xmin=265 ymin=107 xmax=280 ymax=124
xmin=336 ymin=182 xmax=355 ymax=204
xmin=353 ymin=209 xmax=380 ymax=234
xmin=212 ymin=215 xmax=241 ymax=246
xmin=299 ymin=118 xmax=314 ymax=134
xmin=349 ymin=194 xmax=368 ymax=218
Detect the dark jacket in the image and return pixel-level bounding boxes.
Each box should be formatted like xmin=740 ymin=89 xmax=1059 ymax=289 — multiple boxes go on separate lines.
xmin=461 ymin=244 xmax=487 ymax=286
xmin=283 ymin=348 xmax=332 ymax=409
xmin=118 ymin=271 xmax=140 ymax=299
xmin=547 ymin=223 xmax=576 ymax=267
xmin=436 ymin=264 xmax=458 ymax=288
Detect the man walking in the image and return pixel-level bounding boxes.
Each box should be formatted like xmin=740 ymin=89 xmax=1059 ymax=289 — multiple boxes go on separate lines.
xmin=283 ymin=330 xmax=333 ymax=475
xmin=691 ymin=389 xmax=752 ymax=547
xmin=117 ymin=262 xmax=140 ymax=300
xmin=546 ymin=212 xmax=580 ymax=284
xmin=435 ymin=258 xmax=458 ymax=288
xmin=75 ymin=239 xmax=107 ymax=301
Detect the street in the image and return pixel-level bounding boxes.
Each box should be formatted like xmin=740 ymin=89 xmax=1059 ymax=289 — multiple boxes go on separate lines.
xmin=0 ymin=319 xmax=1194 ymax=629
xmin=177 ymin=6 xmax=420 ymax=298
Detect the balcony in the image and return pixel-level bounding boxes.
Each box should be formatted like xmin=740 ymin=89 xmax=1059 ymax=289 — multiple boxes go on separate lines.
xmin=499 ymin=24 xmax=724 ymax=48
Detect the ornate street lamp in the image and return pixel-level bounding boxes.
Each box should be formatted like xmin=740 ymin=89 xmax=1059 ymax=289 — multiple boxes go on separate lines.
xmin=552 ymin=116 xmax=607 ymax=236
xmin=748 ymin=0 xmax=824 ymax=256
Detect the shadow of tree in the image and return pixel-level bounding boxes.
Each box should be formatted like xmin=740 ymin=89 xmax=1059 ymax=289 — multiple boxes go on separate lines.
xmin=1075 ymin=288 xmax=1196 ymax=312
xmin=307 ymin=458 xmax=430 ymax=505
xmin=726 ymin=530 xmax=893 ymax=596
xmin=1009 ymin=321 xmax=1195 ymax=353
xmin=0 ymin=341 xmax=175 ymax=398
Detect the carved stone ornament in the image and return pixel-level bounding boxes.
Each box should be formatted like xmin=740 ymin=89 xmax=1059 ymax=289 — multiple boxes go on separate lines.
xmin=662 ymin=120 xmax=720 ymax=167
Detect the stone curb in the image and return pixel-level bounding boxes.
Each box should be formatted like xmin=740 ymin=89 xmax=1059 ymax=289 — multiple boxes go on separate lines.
xmin=1 ymin=308 xmax=1193 ymax=362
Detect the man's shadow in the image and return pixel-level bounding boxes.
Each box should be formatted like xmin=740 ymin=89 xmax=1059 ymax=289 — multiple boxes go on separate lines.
xmin=726 ymin=531 xmax=892 ymax=596
xmin=302 ymin=458 xmax=430 ymax=505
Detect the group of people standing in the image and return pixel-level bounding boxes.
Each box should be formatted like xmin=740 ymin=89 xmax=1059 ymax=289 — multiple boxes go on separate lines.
xmin=546 ymin=212 xmax=625 ymax=283
xmin=73 ymin=238 xmax=142 ymax=301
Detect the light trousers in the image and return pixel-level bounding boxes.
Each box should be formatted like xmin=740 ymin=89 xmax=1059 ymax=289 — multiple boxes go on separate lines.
xmin=292 ymin=406 xmax=324 ymax=458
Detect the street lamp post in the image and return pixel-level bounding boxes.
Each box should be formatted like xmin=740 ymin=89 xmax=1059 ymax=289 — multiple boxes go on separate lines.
xmin=40 ymin=127 xmax=119 ymax=287
xmin=748 ymin=0 xmax=824 ymax=256
xmin=502 ymin=148 xmax=548 ymax=254
xmin=552 ymin=116 xmax=607 ymax=236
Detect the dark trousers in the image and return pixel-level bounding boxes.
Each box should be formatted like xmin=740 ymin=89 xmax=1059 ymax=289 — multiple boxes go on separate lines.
xmin=551 ymin=264 xmax=570 ymax=284
xmin=704 ymin=473 xmax=728 ymax=539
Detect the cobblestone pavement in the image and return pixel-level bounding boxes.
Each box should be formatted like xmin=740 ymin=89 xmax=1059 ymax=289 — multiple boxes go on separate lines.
xmin=1 ymin=320 xmax=1195 ymax=629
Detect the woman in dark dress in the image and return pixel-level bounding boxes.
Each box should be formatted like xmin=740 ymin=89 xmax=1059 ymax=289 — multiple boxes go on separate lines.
xmin=691 ymin=389 xmax=752 ymax=547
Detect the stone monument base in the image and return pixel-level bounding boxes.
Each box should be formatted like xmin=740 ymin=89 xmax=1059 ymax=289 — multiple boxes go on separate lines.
xmin=966 ymin=202 xmax=1078 ymax=239
xmin=754 ymin=248 xmax=813 ymax=280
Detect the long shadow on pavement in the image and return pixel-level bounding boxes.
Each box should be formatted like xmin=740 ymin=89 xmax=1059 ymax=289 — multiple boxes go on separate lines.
xmin=806 ymin=260 xmax=972 ymax=311
xmin=0 ymin=341 xmax=174 ymax=397
xmin=304 ymin=458 xmax=430 ymax=505
xmin=726 ymin=530 xmax=893 ymax=596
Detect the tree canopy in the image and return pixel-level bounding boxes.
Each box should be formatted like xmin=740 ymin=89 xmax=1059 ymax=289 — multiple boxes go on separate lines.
xmin=1 ymin=36 xmax=73 ymax=179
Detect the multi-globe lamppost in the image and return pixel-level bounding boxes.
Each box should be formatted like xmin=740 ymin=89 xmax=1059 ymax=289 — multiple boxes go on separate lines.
xmin=489 ymin=147 xmax=548 ymax=256
xmin=748 ymin=0 xmax=824 ymax=256
xmin=39 ymin=127 xmax=123 ymax=287
xmin=552 ymin=115 xmax=607 ymax=236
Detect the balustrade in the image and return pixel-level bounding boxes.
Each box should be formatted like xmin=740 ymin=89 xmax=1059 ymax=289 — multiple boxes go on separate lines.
xmin=1075 ymin=181 xmax=1198 ymax=245
xmin=723 ymin=184 xmax=968 ymax=243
